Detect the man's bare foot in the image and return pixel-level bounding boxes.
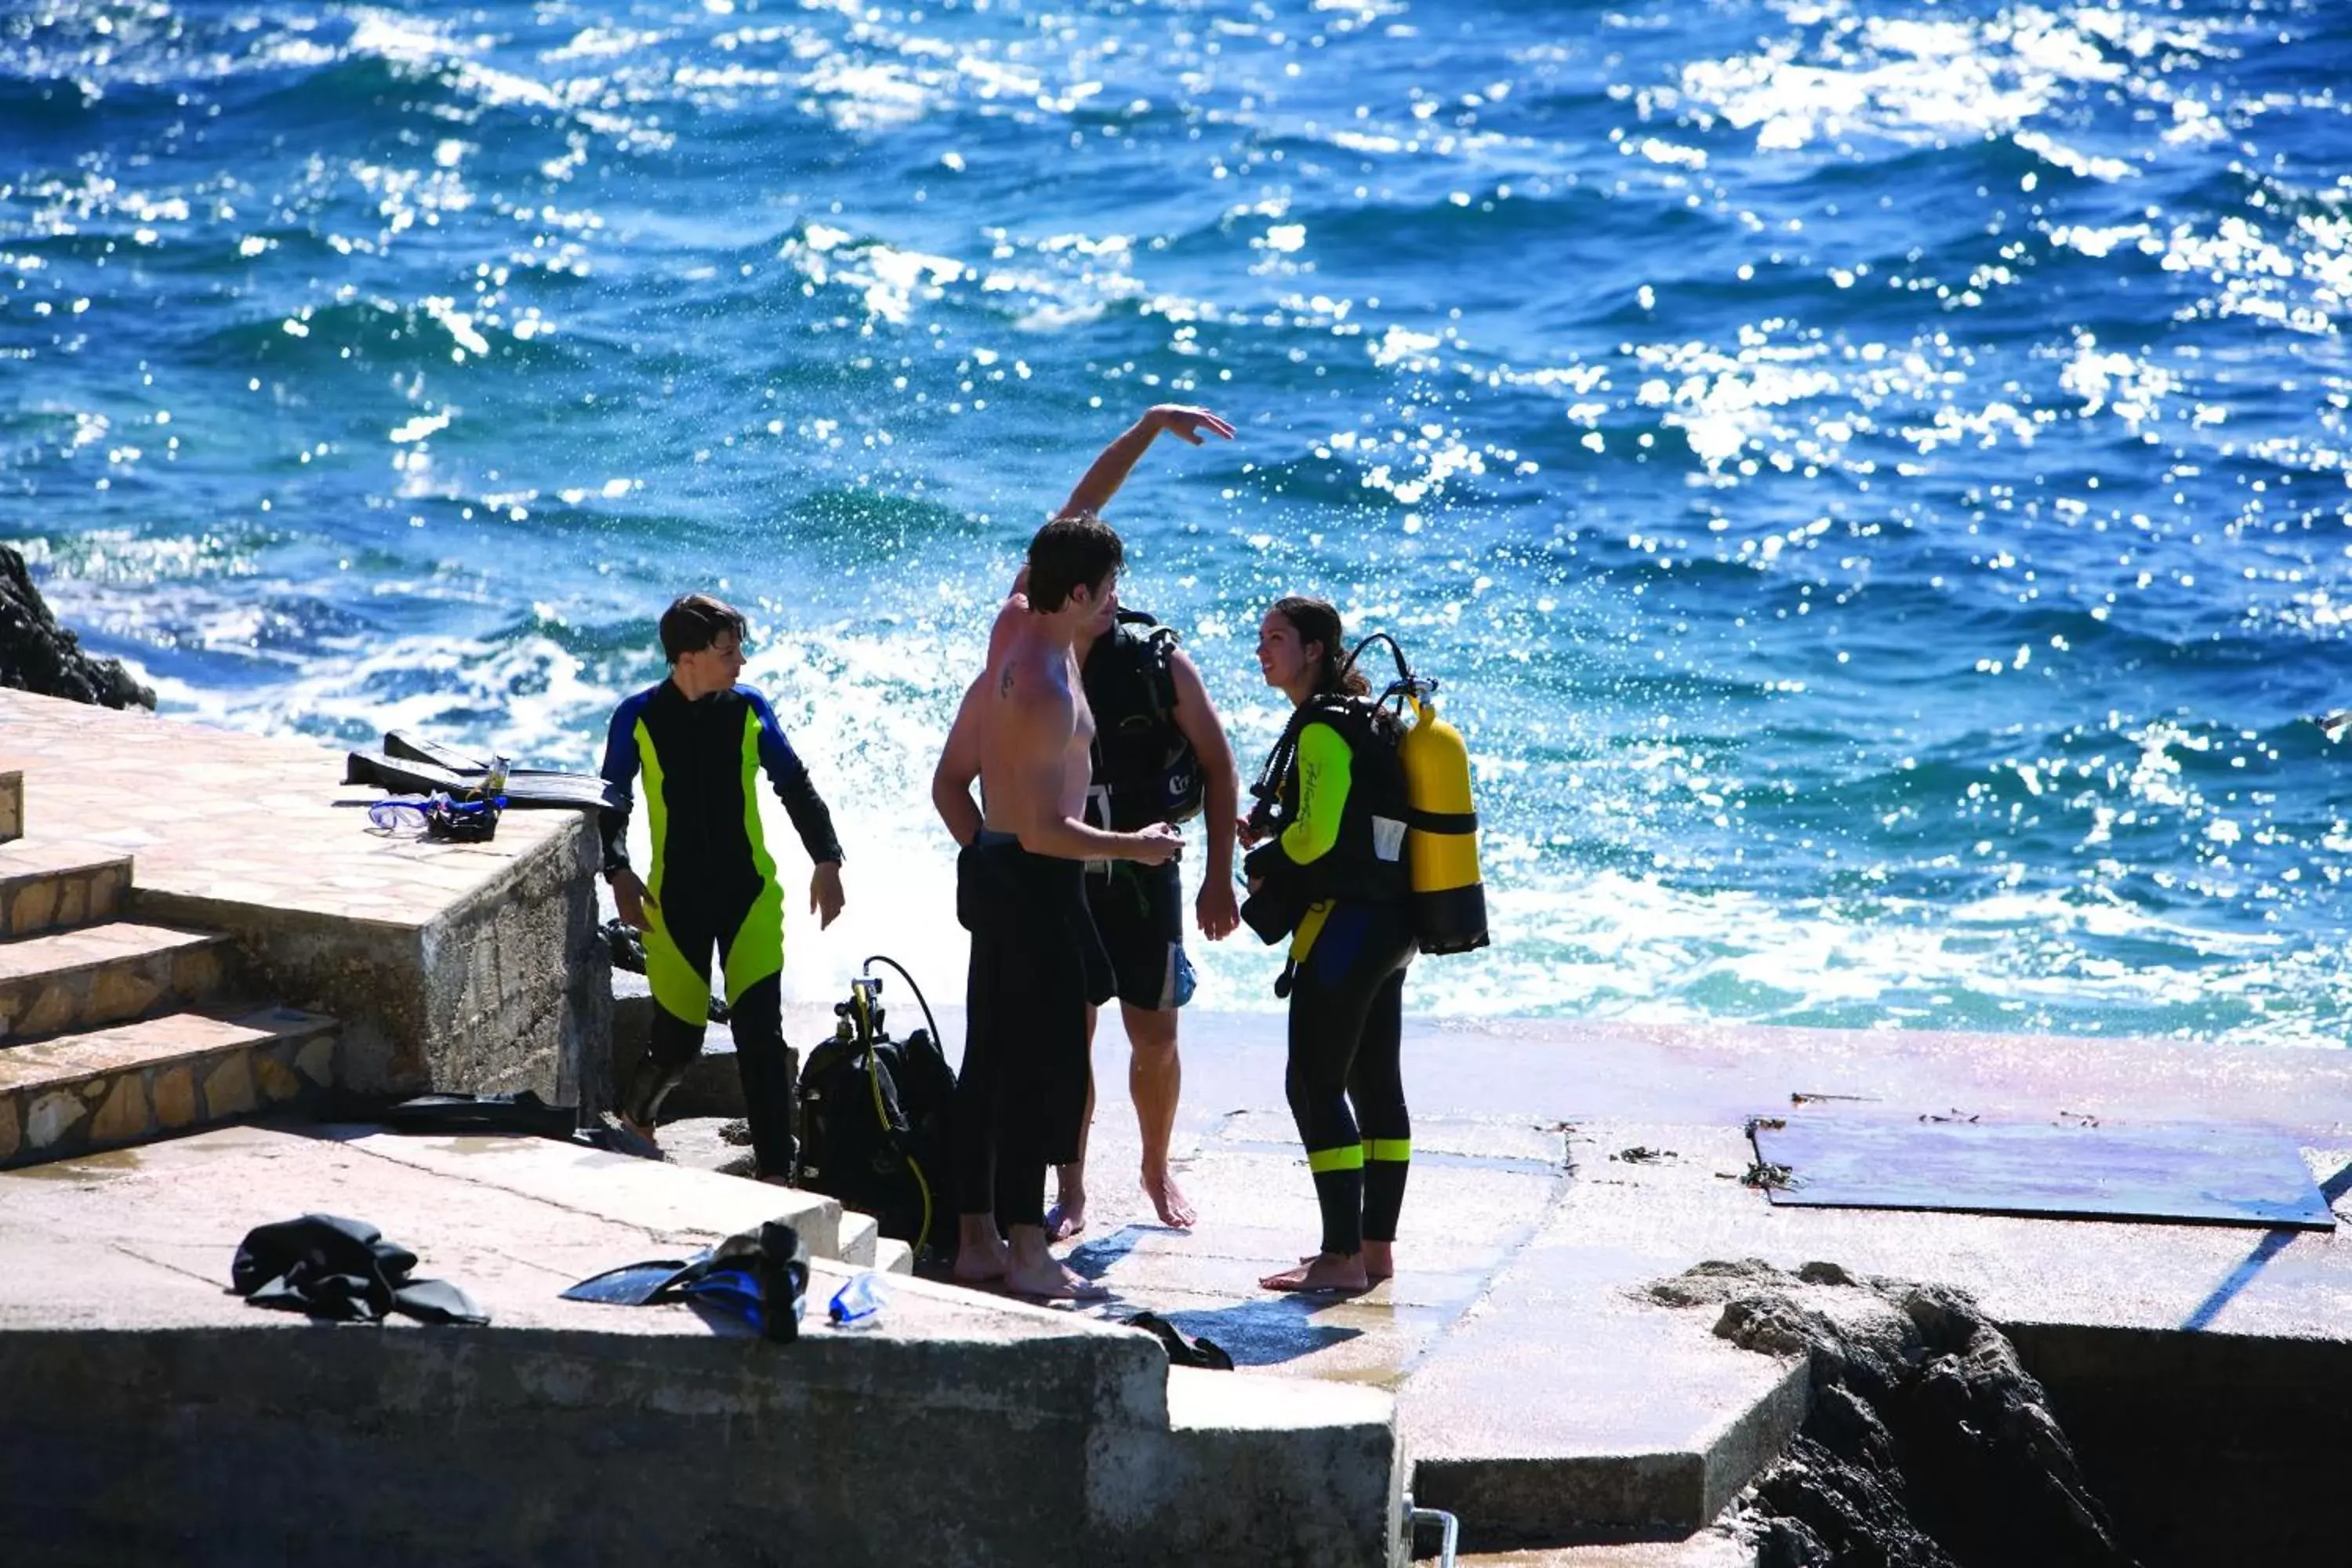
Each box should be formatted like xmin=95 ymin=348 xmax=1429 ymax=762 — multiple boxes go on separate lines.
xmin=1003 ymin=1254 xmax=1110 ymax=1301
xmin=1261 ymin=1251 xmax=1370 ymax=1294
xmin=1142 ymin=1164 xmax=1196 ymax=1229
xmin=1362 ymin=1240 xmax=1395 ymax=1283
xmin=953 ymin=1216 xmax=1010 ymax=1284
xmin=1003 ymin=1223 xmax=1108 ymax=1300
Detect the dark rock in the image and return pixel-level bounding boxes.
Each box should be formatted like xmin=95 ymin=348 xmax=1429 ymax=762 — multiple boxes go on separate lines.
xmin=1652 ymin=1259 xmax=2138 ymax=1568
xmin=0 ymin=544 xmax=154 ymax=710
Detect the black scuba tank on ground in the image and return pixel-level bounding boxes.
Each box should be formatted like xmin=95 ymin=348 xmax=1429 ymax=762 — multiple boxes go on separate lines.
xmin=1083 ymin=607 xmax=1204 ymax=831
xmin=794 ymin=957 xmax=959 ymax=1266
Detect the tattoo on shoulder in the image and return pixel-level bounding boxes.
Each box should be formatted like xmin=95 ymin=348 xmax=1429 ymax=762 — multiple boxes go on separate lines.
xmin=997 ymin=665 xmax=1015 ymax=698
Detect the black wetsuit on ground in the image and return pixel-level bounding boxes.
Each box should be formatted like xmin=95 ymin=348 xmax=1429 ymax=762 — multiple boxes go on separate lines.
xmin=953 ymin=831 xmax=1114 ymax=1229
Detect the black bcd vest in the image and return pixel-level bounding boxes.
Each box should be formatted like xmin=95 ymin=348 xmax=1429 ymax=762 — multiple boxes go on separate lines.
xmin=1083 ymin=608 xmax=1203 ymax=832
xmin=1266 ymin=695 xmax=1412 ymax=908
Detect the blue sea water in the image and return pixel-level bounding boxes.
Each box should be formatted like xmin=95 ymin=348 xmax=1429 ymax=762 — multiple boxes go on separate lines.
xmin=2 ymin=0 xmax=2347 ymax=1040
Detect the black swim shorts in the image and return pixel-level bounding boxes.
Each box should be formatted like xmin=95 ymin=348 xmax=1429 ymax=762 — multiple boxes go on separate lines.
xmin=1084 ymin=858 xmax=1197 ymax=1012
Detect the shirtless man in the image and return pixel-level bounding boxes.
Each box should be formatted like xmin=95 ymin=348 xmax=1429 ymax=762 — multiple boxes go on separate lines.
xmin=936 ymin=405 xmax=1239 ymax=1237
xmin=937 ymin=512 xmax=1181 ymax=1298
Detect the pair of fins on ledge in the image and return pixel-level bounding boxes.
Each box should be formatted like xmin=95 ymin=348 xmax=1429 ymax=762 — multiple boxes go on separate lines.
xmin=343 ymin=731 xmax=620 ymax=813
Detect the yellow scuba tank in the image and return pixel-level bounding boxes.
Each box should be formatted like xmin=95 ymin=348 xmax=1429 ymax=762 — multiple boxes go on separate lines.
xmin=1399 ymin=688 xmax=1489 ymax=954
xmin=1341 ymin=630 xmax=1490 ymax=956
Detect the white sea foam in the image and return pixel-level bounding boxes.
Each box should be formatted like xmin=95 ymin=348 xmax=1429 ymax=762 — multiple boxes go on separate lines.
xmin=1681 ymin=2 xmax=2216 ymax=163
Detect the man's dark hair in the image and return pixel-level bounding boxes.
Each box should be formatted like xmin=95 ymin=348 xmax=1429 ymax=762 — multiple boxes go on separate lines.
xmin=659 ymin=593 xmax=748 ymax=663
xmin=1026 ymin=514 xmax=1124 ymax=612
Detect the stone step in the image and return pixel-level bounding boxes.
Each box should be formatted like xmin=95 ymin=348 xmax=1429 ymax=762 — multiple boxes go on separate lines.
xmin=0 ymin=1004 xmax=336 ymax=1168
xmin=0 ymin=923 xmax=231 ymax=1044
xmin=0 ymin=840 xmax=133 ymax=938
xmin=837 ymin=1209 xmax=879 ymax=1269
xmin=0 ymin=769 xmax=19 ymax=844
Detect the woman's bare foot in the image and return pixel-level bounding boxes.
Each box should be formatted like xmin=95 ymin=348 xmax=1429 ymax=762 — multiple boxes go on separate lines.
xmin=1261 ymin=1251 xmax=1370 ymax=1294
xmin=1362 ymin=1240 xmax=1395 ymax=1282
xmin=1045 ymin=1171 xmax=1087 ymax=1242
xmin=952 ymin=1215 xmax=1010 ymax=1284
xmin=1142 ymin=1163 xmax=1196 ymax=1229
xmin=1003 ymin=1225 xmax=1109 ymax=1300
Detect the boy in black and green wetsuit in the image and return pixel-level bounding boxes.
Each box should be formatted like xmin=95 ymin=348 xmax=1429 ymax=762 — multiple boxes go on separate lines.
xmin=599 ymin=593 xmax=846 ymax=1178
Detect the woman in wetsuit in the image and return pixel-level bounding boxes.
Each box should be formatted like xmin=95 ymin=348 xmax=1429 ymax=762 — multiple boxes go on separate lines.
xmin=1239 ymin=597 xmax=1416 ymax=1294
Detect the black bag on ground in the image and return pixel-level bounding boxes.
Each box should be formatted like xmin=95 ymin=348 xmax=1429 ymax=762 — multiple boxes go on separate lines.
xmin=796 ymin=964 xmax=957 ymax=1266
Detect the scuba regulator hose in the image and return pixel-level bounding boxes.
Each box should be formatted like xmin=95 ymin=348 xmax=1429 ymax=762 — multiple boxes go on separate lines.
xmin=856 ymin=954 xmax=945 ymax=1256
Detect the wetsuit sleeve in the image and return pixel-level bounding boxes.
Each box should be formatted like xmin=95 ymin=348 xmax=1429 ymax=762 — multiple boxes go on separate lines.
xmin=597 ymin=695 xmax=646 ymax=876
xmin=745 ymin=688 xmax=845 ymax=866
xmin=1276 ymin=724 xmax=1353 ymax=866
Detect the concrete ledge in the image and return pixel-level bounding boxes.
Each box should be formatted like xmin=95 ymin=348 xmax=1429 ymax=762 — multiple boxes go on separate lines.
xmin=1406 ymin=1350 xmax=1805 ymax=1551
xmin=136 ymin=820 xmax=608 ymax=1105
xmin=325 ymin=1126 xmax=850 ymax=1261
xmin=0 ymin=1314 xmax=1155 ymax=1567
xmin=0 ymin=690 xmax=608 ymax=1105
xmin=0 ymin=1317 xmax=1398 ymax=1567
xmin=0 ymin=768 xmax=20 ymax=843
xmin=1399 ymin=1235 xmax=1808 ymax=1546
xmin=1134 ymin=1365 xmax=1404 ymax=1568
xmin=0 ymin=1124 xmax=1400 ymax=1566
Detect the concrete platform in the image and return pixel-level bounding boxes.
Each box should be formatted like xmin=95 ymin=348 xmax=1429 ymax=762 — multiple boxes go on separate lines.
xmin=0 ymin=1120 xmax=1403 ymax=1566
xmin=0 ymin=690 xmax=608 ymax=1103
xmin=1045 ymin=1007 xmax=2352 ymax=1555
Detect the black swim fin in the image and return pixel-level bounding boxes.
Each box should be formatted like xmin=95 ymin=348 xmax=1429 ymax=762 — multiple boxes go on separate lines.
xmin=384 ymin=731 xmax=608 ymax=786
xmin=561 ymin=1257 xmax=702 ymax=1305
xmin=383 ymin=731 xmax=493 ymax=773
xmin=343 ymin=748 xmax=621 ymax=811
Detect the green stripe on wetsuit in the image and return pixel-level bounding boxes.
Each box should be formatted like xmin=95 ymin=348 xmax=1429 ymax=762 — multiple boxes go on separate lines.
xmin=1279 ymin=723 xmax=1354 ymax=964
xmin=1308 ymin=1143 xmax=1367 ymax=1174
xmin=722 ymin=706 xmax=785 ymax=1006
xmin=636 ymin=717 xmax=708 ymax=1024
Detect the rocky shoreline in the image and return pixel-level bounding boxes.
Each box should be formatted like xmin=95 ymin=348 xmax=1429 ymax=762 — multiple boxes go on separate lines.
xmin=1650 ymin=1260 xmax=2136 ymax=1567
xmin=0 ymin=544 xmax=153 ymax=711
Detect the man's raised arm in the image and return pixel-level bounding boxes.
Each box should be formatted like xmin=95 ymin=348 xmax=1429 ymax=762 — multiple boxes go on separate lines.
xmin=1055 ymin=405 xmax=1236 ymax=521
